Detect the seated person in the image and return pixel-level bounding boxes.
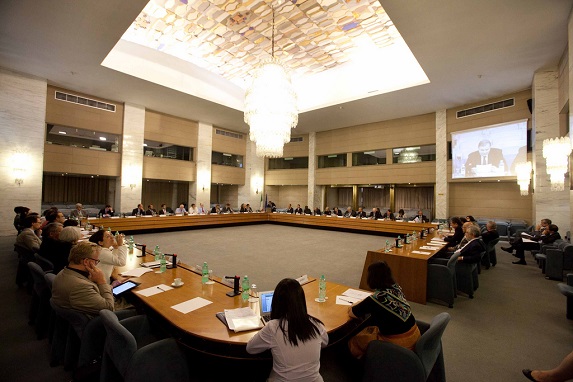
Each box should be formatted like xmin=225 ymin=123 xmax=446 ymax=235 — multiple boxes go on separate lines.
xmin=303 ymin=206 xmax=312 ymax=215
xmin=245 ymin=204 xmax=253 ymax=212
xmin=332 ymin=207 xmax=342 ymax=216
xmin=39 ymin=223 xmax=67 ymax=272
xmin=13 ymin=206 xmax=30 ymax=234
xmin=323 ymin=207 xmax=332 ymax=216
xmin=70 ymin=203 xmax=86 ymax=219
xmin=343 ymin=207 xmax=356 ymax=218
xmin=99 ymin=204 xmax=115 ymax=217
xmin=446 ymin=221 xmax=474 ymax=253
xmin=465 ymin=215 xmax=476 ymax=222
xmin=16 ymin=214 xmax=42 ymax=253
xmin=381 ymin=209 xmax=394 ymax=220
xmin=442 ymin=217 xmax=464 ymax=248
xmin=507 ymin=218 xmax=550 ymax=244
xmin=41 ymin=208 xmax=62 ymax=229
xmin=481 ymin=221 xmax=499 ymax=245
xmin=356 ymin=207 xmax=366 ymax=218
xmin=145 ymin=204 xmax=157 ymax=216
xmin=188 ymin=203 xmax=198 ymax=215
xmin=369 ymin=207 xmax=382 ymax=220
xmin=48 ymin=226 xmax=82 ymax=274
xmin=132 ymin=204 xmax=145 ymax=216
xmin=503 ymin=223 xmax=560 ymax=265
xmin=51 ymin=242 xmax=115 ymax=316
xmin=222 ymin=203 xmax=234 ymax=213
xmin=313 ymin=207 xmax=322 ymax=216
xmin=89 ymin=230 xmax=127 ymax=283
xmin=159 ymin=204 xmax=172 ymax=215
xmin=286 ymin=204 xmax=294 ymax=214
xmin=246 ymin=278 xmax=328 ymax=381
xmin=294 ymin=204 xmax=303 ymax=215
xmin=197 ymin=203 xmax=207 ymax=214
xmin=348 ymin=261 xmax=420 ymax=358
xmin=175 ymin=203 xmax=188 ymax=214
xmin=396 ymin=209 xmax=406 ymax=220
xmin=210 ymin=204 xmax=221 ymax=214
xmin=410 ymin=210 xmax=428 ymax=223
xmin=239 ymin=203 xmax=247 ymax=213
xmin=267 ymin=201 xmax=277 ymax=212
xmin=465 ymin=139 xmax=506 ymax=175
xmin=454 ymin=225 xmax=486 ymax=264
xmin=63 ymin=218 xmax=79 ymax=227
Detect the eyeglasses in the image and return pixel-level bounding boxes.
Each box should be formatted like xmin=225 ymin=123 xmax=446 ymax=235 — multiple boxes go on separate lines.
xmin=85 ymin=258 xmax=100 ymax=265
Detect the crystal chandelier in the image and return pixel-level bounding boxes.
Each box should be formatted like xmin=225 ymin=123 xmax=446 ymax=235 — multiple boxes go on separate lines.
xmin=515 ymin=161 xmax=532 ymax=196
xmin=542 ymin=136 xmax=571 ymax=191
xmin=244 ymin=6 xmax=298 ymax=158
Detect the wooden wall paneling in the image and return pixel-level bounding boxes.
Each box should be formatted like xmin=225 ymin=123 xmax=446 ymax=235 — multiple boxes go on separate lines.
xmin=142 ymin=156 xmax=196 ymax=182
xmin=145 ymin=110 xmax=198 ymax=148
xmin=265 ymin=169 xmax=308 ymax=185
xmin=211 ymin=127 xmax=247 ymax=155
xmin=283 ymin=134 xmax=310 ymax=157
xmin=211 ymin=164 xmax=245 ymax=185
xmin=43 ymin=144 xmax=121 ymax=176
xmin=315 ymin=162 xmax=436 ymax=185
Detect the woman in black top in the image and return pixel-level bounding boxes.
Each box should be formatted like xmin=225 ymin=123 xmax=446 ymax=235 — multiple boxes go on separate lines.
xmin=443 ymin=217 xmax=464 ymax=248
xmin=349 ymin=261 xmax=420 ymax=355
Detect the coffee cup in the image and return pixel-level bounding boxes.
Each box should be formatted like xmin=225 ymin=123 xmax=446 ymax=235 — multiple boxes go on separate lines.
xmin=174 ymin=278 xmax=182 ymax=286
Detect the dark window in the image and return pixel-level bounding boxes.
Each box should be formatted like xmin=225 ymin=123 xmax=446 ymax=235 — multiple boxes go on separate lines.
xmin=318 ymin=154 xmax=347 ymax=168
xmin=268 ymin=157 xmax=309 ymax=169
xmin=211 ymin=151 xmax=243 ymax=168
xmin=392 ymin=145 xmax=436 ymax=164
xmin=352 ymin=150 xmax=386 ymax=166
xmin=143 ymin=140 xmax=193 ymax=161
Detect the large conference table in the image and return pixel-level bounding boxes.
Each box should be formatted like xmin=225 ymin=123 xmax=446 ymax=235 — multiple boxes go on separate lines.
xmin=87 ymin=212 xmax=437 ymax=236
xmin=117 ymin=250 xmax=365 ymax=358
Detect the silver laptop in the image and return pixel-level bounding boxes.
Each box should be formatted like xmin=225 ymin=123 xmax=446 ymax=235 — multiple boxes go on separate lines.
xmin=259 ymin=290 xmax=274 ymax=322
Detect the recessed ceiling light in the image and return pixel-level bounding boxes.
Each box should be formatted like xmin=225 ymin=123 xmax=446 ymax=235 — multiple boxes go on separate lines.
xmin=99 ymin=137 xmax=107 ymax=141
xmin=143 ymin=143 xmax=148 ymax=147
xmin=58 ymin=131 xmax=66 ymax=135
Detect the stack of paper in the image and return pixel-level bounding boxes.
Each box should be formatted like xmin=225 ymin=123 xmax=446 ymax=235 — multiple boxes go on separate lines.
xmin=336 ymin=289 xmax=372 ymax=305
xmin=224 ymin=307 xmax=263 ymax=332
xmin=120 ymin=267 xmax=153 ymax=277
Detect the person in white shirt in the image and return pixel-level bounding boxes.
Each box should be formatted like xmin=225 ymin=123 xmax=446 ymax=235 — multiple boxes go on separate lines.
xmin=89 ymin=229 xmax=127 ymax=284
xmin=246 ymin=278 xmax=328 ymax=382
xmin=189 ymin=203 xmax=198 ymax=215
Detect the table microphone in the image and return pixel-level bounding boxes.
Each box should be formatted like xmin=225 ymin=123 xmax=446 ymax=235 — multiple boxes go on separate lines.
xmin=225 ymin=275 xmax=241 ymax=297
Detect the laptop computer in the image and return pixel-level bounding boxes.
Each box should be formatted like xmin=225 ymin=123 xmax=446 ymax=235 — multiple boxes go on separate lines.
xmin=259 ymin=290 xmax=274 ymax=323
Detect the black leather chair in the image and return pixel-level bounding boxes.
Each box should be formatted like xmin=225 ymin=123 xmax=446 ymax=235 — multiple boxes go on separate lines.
xmin=362 ymin=312 xmax=451 ymax=382
xmin=27 ymin=262 xmax=51 ymax=339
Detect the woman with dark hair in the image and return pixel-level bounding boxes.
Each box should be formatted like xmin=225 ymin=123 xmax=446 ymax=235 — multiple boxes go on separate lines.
xmin=396 ymin=209 xmax=406 ymax=220
xmin=88 ymin=229 xmax=126 ymax=284
xmin=348 ymin=261 xmax=419 ymax=358
xmin=465 ymin=215 xmax=476 ymax=222
xmin=443 ymin=217 xmax=464 ymax=248
xmin=13 ymin=206 xmax=29 ymax=234
xmin=246 ymin=278 xmax=328 ymax=381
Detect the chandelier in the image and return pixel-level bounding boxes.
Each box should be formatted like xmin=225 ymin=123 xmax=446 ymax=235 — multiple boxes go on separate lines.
xmin=244 ymin=6 xmax=298 ymax=158
xmin=542 ymin=136 xmax=571 ymax=191
xmin=515 ymin=161 xmax=532 ymax=196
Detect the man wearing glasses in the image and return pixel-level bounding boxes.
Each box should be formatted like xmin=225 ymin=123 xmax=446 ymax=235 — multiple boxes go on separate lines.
xmin=51 ymin=242 xmax=115 ymax=316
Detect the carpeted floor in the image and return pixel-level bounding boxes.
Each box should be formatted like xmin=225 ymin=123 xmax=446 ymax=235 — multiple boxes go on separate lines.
xmin=1 ymin=225 xmax=572 ymax=381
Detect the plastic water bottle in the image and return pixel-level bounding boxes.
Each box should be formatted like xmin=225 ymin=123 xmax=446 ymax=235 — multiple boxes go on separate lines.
xmin=318 ymin=275 xmax=327 ymax=302
xmin=159 ymin=253 xmax=167 ymax=273
xmin=154 ymin=245 xmax=160 ymax=261
xmin=405 ymin=233 xmax=410 ymax=244
xmin=385 ymin=240 xmax=391 ymax=253
xmin=241 ymin=276 xmax=250 ymax=301
xmin=396 ymin=236 xmax=402 ymax=248
xmin=201 ymin=262 xmax=209 ymax=284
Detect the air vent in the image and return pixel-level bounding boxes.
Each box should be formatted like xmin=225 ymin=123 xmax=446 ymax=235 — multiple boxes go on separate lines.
xmin=55 ymin=91 xmax=116 ymax=112
xmin=215 ymin=129 xmax=243 ymax=139
xmin=456 ymin=98 xmax=514 ymax=118
xmin=290 ymin=136 xmax=303 ymax=142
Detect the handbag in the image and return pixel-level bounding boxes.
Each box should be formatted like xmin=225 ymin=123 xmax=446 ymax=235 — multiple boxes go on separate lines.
xmin=348 ymin=325 xmax=382 ymax=359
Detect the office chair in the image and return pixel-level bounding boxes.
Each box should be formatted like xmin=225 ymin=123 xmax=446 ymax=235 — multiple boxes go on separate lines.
xmin=427 ymin=252 xmax=459 ymax=308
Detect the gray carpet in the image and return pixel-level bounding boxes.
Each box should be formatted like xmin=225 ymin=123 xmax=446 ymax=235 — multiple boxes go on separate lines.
xmin=2 ymin=225 xmax=573 ymax=381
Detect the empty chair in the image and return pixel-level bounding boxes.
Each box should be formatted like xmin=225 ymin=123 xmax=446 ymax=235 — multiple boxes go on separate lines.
xmin=15 ymin=243 xmax=35 ymax=290
xmin=27 ymin=262 xmax=51 ymax=339
xmin=558 ymin=274 xmax=573 ymax=320
xmin=34 ymin=252 xmax=54 ymax=272
xmin=50 ymin=299 xmax=90 ymax=370
xmin=362 ymin=312 xmax=451 ymax=382
xmin=456 ymin=263 xmax=480 ymax=299
xmin=546 ymin=243 xmax=573 ymax=281
xmin=482 ymin=237 xmax=500 ymax=269
xmin=427 ymin=252 xmax=459 ymax=308
xmin=99 ymin=309 xmax=189 ymax=382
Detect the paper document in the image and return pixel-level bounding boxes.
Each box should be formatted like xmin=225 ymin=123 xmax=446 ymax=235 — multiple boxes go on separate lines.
xmin=136 ymin=284 xmax=173 ymax=297
xmin=420 ymin=246 xmax=440 ymax=250
xmin=141 ymin=260 xmax=172 ymax=268
xmin=342 ymin=288 xmax=372 ymax=300
xmin=224 ymin=307 xmax=263 ymax=332
xmin=120 ymin=267 xmax=153 ymax=277
xmin=522 ymin=238 xmax=536 ymax=243
xmin=171 ymin=297 xmax=212 ymax=314
xmin=336 ymin=296 xmax=360 ymax=305
xmin=411 ymin=250 xmax=432 ymax=255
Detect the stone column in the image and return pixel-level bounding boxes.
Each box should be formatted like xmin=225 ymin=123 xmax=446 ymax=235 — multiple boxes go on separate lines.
xmin=238 ymin=140 xmax=265 ymax=210
xmin=116 ymin=103 xmax=144 ymax=214
xmin=308 ymin=132 xmax=323 ymax=209
xmin=194 ymin=122 xmax=212 ymax=209
xmin=0 ymin=69 xmax=47 ymax=236
xmin=569 ymin=9 xmax=573 ymax=235
xmin=435 ymin=109 xmax=448 ymax=220
xmin=532 ymin=69 xmax=570 ymax=232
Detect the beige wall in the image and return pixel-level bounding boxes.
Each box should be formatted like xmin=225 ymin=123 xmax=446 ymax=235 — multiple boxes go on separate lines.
xmin=212 ymin=127 xmax=247 ymax=156
xmin=145 ymin=110 xmax=198 ymax=148
xmin=45 ymin=85 xmax=123 ymax=134
xmin=142 ymin=156 xmax=195 ymax=182
xmin=449 ymin=182 xmax=532 ymax=222
xmin=43 ymin=144 xmax=121 ymax=176
xmin=265 ymin=185 xmax=308 ymax=209
xmin=211 ymin=164 xmax=245 ymax=185
xmin=283 ymin=134 xmax=310 ymax=157
xmin=266 ymin=169 xmax=308 ymax=186
xmin=558 ymin=47 xmax=569 ymax=113
xmin=315 ymin=162 xmax=436 ymax=185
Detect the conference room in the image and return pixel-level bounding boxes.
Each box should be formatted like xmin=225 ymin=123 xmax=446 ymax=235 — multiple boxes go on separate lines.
xmin=2 ymin=0 xmax=573 ymax=381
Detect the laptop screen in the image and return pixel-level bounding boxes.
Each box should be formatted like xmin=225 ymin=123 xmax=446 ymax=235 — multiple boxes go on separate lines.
xmin=259 ymin=291 xmax=274 ymax=315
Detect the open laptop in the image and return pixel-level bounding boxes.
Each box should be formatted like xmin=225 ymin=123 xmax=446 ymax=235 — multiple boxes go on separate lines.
xmin=259 ymin=290 xmax=274 ymax=323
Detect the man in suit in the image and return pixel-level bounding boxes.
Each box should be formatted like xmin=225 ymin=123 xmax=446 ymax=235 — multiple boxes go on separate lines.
xmin=456 ymin=225 xmax=486 ymax=264
xmin=286 ymin=204 xmax=294 ymax=214
xmin=222 ymin=203 xmax=234 ymax=213
xmin=70 ymin=203 xmax=86 ymax=219
xmin=464 ymin=139 xmax=506 ymax=175
xmin=369 ymin=207 xmax=382 ymax=220
xmin=343 ymin=207 xmax=356 ymax=218
xmin=132 ymin=204 xmax=145 ymax=216
xmin=145 ymin=204 xmax=157 ymax=215
xmin=356 ymin=207 xmax=366 ymax=218
xmin=51 ymin=242 xmax=115 ymax=317
xmin=411 ymin=210 xmax=428 ymax=223
xmin=481 ymin=221 xmax=500 ymax=245
xmin=303 ymin=205 xmax=312 ymax=215
xmin=159 ymin=204 xmax=173 ymax=215
xmin=504 ymin=224 xmax=561 ymax=265
xmin=197 ymin=203 xmax=207 ymax=214
xmin=381 ymin=209 xmax=394 ymax=220
xmin=294 ymin=204 xmax=303 ymax=215
xmin=16 ymin=214 xmax=42 ymax=253
xmin=99 ymin=204 xmax=114 ymax=217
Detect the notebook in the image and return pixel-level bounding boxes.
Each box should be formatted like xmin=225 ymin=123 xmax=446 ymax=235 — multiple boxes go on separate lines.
xmin=259 ymin=290 xmax=274 ymax=323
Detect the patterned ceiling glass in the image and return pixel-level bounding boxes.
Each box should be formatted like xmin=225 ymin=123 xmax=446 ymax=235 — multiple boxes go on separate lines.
xmin=122 ymin=0 xmax=401 ymax=85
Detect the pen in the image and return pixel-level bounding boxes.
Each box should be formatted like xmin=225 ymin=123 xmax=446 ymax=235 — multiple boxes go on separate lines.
xmin=339 ymin=297 xmax=354 ymax=304
xmin=157 ymin=286 xmax=167 ymax=292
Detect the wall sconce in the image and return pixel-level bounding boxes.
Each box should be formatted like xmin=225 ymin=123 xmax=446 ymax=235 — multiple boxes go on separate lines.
xmin=542 ymin=136 xmax=571 ymax=191
xmin=14 ymin=167 xmax=24 ymax=186
xmin=129 ymin=183 xmax=136 ymax=190
xmin=515 ymin=161 xmax=532 ymax=196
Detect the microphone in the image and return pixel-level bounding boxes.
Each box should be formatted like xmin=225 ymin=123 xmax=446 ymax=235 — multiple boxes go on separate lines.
xmin=225 ymin=275 xmax=241 ymax=297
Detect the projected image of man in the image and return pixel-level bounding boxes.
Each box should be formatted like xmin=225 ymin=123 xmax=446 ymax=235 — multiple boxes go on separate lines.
xmin=465 ymin=139 xmax=506 ymax=176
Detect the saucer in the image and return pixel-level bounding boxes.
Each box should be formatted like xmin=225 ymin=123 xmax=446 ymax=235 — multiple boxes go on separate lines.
xmin=171 ymin=282 xmax=184 ymax=288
